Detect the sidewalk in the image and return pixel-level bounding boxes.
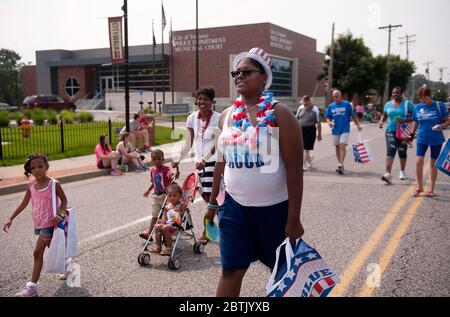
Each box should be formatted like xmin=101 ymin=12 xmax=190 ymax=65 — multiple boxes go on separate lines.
xmin=0 ymin=140 xmax=184 ymax=196
xmin=0 ymin=121 xmax=366 ymax=196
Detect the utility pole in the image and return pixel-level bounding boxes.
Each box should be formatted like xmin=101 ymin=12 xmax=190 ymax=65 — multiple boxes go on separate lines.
xmin=326 ymin=23 xmax=335 ymax=107
xmin=423 ymin=61 xmax=434 ymax=82
xmin=399 ymin=33 xmax=416 ymax=61
xmin=437 ymin=67 xmax=447 ymax=82
xmin=379 ymin=24 xmax=402 ymax=104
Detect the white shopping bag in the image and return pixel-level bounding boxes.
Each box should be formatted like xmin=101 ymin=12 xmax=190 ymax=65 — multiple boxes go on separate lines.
xmin=352 ymin=132 xmax=373 ymax=164
xmin=266 ymin=238 xmax=340 ymax=297
xmin=45 ymin=180 xmax=79 ymax=273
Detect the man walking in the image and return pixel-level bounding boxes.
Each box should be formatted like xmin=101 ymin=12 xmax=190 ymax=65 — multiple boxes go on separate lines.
xmin=326 ymin=90 xmax=362 ymax=174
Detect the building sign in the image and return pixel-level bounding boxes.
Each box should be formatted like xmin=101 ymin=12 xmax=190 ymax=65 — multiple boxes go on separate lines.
xmin=162 ymin=103 xmax=190 ymax=116
xmin=108 ymin=17 xmax=125 ymax=64
xmin=270 ymin=29 xmax=293 ymax=52
xmin=173 ymin=33 xmax=226 ymax=52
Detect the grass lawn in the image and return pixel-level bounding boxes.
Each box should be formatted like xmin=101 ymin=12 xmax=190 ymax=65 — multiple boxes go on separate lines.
xmin=0 ymin=123 xmax=182 ymax=167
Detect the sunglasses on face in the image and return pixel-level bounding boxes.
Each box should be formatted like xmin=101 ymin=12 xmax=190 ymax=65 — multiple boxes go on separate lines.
xmin=230 ymin=69 xmax=261 ymax=78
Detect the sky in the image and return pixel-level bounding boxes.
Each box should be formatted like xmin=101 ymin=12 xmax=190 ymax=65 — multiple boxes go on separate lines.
xmin=1 ymin=0 xmax=449 ymax=82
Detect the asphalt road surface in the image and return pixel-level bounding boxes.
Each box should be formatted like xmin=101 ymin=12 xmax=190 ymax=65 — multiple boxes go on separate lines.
xmin=0 ymin=123 xmax=448 ymax=297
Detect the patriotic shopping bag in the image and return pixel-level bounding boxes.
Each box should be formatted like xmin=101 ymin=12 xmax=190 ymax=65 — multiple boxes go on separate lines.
xmin=352 ymin=132 xmax=373 ymax=164
xmin=266 ymin=238 xmax=340 ymax=297
xmin=45 ymin=180 xmax=79 ymax=273
xmin=396 ymin=120 xmax=415 ymax=141
xmin=435 ymin=139 xmax=450 ymax=177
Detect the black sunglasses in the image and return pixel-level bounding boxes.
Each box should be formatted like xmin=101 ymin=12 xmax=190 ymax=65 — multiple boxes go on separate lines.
xmin=230 ymin=69 xmax=261 ymax=78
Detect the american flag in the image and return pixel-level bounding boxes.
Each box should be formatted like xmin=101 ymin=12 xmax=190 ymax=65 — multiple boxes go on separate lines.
xmin=353 ymin=142 xmax=371 ymax=163
xmin=397 ymin=120 xmax=415 ymax=140
xmin=442 ymin=154 xmax=450 ymax=172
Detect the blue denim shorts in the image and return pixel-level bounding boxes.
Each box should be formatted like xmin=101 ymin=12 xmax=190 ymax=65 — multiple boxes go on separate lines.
xmin=386 ymin=132 xmax=407 ymax=159
xmin=218 ymin=192 xmax=288 ymax=271
xmin=34 ymin=226 xmax=54 ymax=237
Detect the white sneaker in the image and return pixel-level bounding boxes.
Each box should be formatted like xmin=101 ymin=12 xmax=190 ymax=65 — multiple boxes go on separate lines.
xmin=381 ymin=173 xmax=392 ymax=184
xmin=308 ymin=155 xmax=314 ymax=167
xmin=399 ymin=171 xmax=407 ymax=180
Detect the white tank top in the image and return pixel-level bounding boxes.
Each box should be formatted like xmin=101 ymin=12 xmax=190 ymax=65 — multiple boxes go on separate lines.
xmin=218 ymin=104 xmax=288 ymax=207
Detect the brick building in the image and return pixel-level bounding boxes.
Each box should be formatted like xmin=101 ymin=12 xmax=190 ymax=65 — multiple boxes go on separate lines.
xmin=23 ymin=22 xmax=326 ymax=111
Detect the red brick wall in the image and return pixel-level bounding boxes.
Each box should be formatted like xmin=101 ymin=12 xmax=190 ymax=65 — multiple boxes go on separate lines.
xmin=21 ymin=66 xmax=37 ymax=98
xmin=57 ymin=66 xmax=96 ymax=101
xmin=173 ymin=23 xmax=324 ymax=98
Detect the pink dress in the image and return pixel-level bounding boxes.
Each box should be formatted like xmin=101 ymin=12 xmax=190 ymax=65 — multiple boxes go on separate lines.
xmin=29 ymin=179 xmax=59 ymax=229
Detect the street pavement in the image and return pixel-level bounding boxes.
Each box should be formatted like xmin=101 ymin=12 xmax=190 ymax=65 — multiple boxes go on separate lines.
xmin=0 ymin=123 xmax=448 ymax=297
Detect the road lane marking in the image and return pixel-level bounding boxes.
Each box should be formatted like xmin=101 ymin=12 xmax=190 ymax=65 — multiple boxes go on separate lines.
xmin=357 ymin=194 xmax=425 ymax=297
xmin=330 ymin=184 xmax=415 ymax=297
xmin=79 ymin=198 xmax=205 ymax=246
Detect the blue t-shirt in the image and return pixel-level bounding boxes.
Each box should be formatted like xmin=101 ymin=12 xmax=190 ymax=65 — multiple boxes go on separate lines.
xmin=326 ymin=100 xmax=354 ymax=135
xmin=383 ymin=100 xmax=415 ymax=133
xmin=412 ymin=101 xmax=449 ymax=145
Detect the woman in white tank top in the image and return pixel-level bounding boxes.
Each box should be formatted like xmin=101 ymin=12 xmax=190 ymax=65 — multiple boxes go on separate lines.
xmin=205 ymin=47 xmax=305 ymax=297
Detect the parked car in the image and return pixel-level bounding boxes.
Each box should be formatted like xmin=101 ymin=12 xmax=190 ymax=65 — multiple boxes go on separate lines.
xmin=22 ymin=95 xmax=76 ymax=112
xmin=0 ymin=103 xmax=19 ymax=111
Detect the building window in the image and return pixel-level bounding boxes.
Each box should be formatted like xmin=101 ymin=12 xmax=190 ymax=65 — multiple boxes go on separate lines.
xmin=270 ymin=57 xmax=293 ymax=97
xmin=65 ymin=77 xmax=80 ymax=98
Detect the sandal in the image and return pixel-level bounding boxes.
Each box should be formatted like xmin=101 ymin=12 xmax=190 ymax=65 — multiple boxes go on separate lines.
xmin=411 ymin=188 xmax=424 ymax=197
xmin=160 ymin=247 xmax=173 ymax=256
xmin=426 ymin=190 xmax=436 ymax=198
xmin=198 ymin=232 xmax=210 ymax=245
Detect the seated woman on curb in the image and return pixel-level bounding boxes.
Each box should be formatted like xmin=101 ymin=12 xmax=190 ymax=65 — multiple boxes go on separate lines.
xmin=95 ymin=134 xmax=122 ymax=176
xmin=116 ymin=132 xmax=149 ymax=173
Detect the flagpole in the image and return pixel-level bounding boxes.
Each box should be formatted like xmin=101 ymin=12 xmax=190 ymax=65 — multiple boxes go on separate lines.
xmin=195 ymin=0 xmax=199 ymax=90
xmin=170 ymin=18 xmax=174 ymax=104
xmin=161 ymin=1 xmax=165 ymax=114
xmin=152 ymin=20 xmax=156 ymax=112
xmin=123 ymin=0 xmax=130 ymax=132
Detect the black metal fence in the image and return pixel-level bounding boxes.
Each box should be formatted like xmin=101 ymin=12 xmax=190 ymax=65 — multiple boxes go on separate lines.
xmin=0 ymin=119 xmax=124 ymax=161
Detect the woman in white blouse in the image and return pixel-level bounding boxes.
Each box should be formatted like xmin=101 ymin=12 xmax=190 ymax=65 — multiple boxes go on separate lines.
xmin=172 ymin=86 xmax=220 ymax=243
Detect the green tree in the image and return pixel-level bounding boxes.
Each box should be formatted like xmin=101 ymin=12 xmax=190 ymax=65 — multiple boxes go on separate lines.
xmin=0 ymin=48 xmax=23 ymax=106
xmin=319 ymin=33 xmax=415 ymax=103
xmin=433 ymin=88 xmax=448 ymax=102
xmin=318 ymin=32 xmax=374 ymax=100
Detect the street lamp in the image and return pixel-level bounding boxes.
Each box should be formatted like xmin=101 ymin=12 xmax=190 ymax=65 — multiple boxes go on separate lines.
xmin=157 ymin=100 xmax=162 ymax=114
xmin=147 ymin=100 xmax=153 ymax=110
xmin=122 ymin=0 xmax=130 ymax=132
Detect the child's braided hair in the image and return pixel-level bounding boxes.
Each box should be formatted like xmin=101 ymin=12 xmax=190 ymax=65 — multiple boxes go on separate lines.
xmin=24 ymin=153 xmax=49 ymax=177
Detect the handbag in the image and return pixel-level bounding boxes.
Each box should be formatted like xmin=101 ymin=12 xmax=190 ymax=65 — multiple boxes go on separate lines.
xmin=396 ymin=101 xmax=415 ymax=141
xmin=352 ymin=132 xmax=373 ymax=164
xmin=45 ymin=180 xmax=79 ymax=273
xmin=435 ymin=139 xmax=450 ymax=177
xmin=266 ymin=238 xmax=340 ymax=297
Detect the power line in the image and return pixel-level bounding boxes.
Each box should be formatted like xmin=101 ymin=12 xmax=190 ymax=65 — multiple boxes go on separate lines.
xmin=437 ymin=67 xmax=448 ymax=82
xmin=399 ymin=33 xmax=416 ymax=60
xmin=423 ymin=61 xmax=434 ymax=81
xmin=379 ymin=24 xmax=402 ymax=104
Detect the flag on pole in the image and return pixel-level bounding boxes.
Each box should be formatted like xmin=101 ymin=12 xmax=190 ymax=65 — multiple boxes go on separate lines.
xmin=162 ymin=2 xmax=167 ymax=31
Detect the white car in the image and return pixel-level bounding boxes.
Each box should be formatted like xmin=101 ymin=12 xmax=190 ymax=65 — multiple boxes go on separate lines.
xmin=0 ymin=103 xmax=19 ymax=111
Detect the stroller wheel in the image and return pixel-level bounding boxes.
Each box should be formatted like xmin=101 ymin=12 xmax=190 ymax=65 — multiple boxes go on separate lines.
xmin=168 ymin=257 xmax=180 ymax=270
xmin=138 ymin=253 xmax=150 ymax=266
xmin=193 ymin=242 xmax=204 ymax=254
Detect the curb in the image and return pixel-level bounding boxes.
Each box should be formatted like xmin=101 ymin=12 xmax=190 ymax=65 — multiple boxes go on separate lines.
xmin=0 ymin=157 xmax=178 ymax=197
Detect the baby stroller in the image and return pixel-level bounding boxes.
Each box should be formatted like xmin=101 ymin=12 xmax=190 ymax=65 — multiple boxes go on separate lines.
xmin=137 ymin=172 xmax=205 ymax=270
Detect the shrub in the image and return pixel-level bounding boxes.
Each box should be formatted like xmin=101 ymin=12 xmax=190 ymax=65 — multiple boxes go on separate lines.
xmin=77 ymin=111 xmax=94 ymax=123
xmin=31 ymin=108 xmax=46 ymax=126
xmin=14 ymin=111 xmax=25 ymax=123
xmin=47 ymin=110 xmax=59 ymax=125
xmin=60 ymin=110 xmax=75 ymax=124
xmin=0 ymin=111 xmax=10 ymax=127
xmin=144 ymin=108 xmax=156 ymax=114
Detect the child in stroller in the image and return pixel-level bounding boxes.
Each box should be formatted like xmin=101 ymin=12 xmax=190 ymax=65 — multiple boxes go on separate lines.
xmin=138 ymin=172 xmax=205 ymax=270
xmin=150 ymin=183 xmax=185 ymax=255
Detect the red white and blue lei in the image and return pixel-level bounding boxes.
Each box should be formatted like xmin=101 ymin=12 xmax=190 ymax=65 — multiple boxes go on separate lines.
xmin=226 ymin=92 xmax=276 ymax=150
